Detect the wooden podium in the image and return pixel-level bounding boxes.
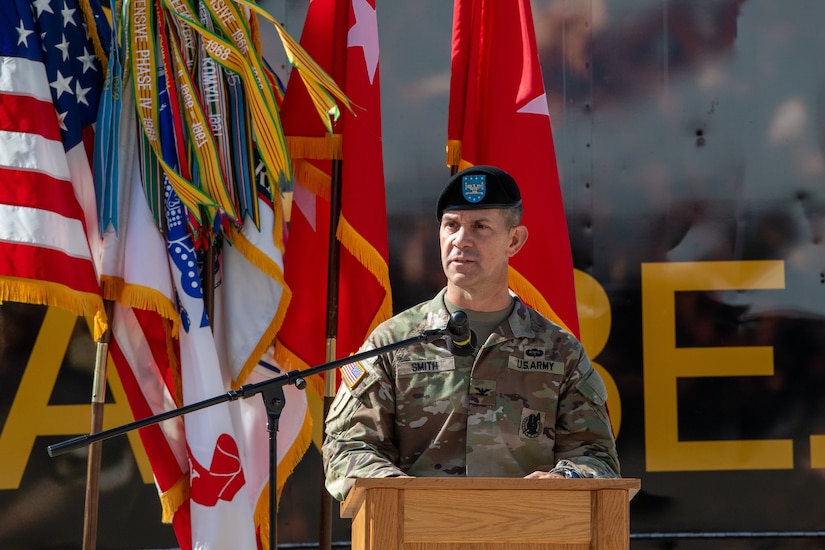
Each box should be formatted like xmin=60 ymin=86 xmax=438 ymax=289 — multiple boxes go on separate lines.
xmin=340 ymin=477 xmax=640 ymax=550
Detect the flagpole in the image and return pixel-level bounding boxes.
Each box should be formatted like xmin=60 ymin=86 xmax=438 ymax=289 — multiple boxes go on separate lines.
xmin=82 ymin=298 xmax=114 ymax=550
xmin=319 ymin=5 xmax=350 ymax=547
xmin=319 ymin=157 xmax=343 ymax=550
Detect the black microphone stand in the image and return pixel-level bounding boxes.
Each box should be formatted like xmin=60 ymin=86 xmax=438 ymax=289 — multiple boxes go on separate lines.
xmin=47 ymin=324 xmax=454 ymax=550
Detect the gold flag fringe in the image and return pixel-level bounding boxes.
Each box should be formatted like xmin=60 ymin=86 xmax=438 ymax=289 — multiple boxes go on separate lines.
xmin=78 ymin=0 xmax=108 ymax=74
xmin=93 ymin=310 xmax=107 ymax=342
xmin=232 ymin=307 xmax=288 ymax=390
xmin=160 ymin=473 xmax=190 ymax=524
xmin=95 ymin=277 xmax=120 ymax=339
xmin=446 ymin=139 xmax=462 ymax=167
xmin=229 ymin=228 xmax=288 ymax=284
xmin=228 ymin=226 xmax=293 ymax=388
xmin=121 ymin=284 xmax=181 ymax=338
xmin=336 ymin=215 xmax=392 ymax=307
xmin=507 ymin=266 xmax=574 ymax=334
xmin=99 ymin=276 xmax=183 ymax=405
xmin=101 ymin=275 xmax=181 ymax=338
xmin=164 ymin=318 xmax=184 ymax=407
xmin=0 ymin=277 xmax=106 ymax=335
xmin=101 ymin=276 xmax=125 ymax=302
xmin=335 ymin=213 xmax=394 ymax=347
xmin=449 ymin=152 xmax=473 ymax=173
xmin=291 ymin=159 xmax=332 ymax=201
xmin=271 ymin=214 xmax=393 ymax=396
xmin=286 ymin=134 xmax=344 ymax=161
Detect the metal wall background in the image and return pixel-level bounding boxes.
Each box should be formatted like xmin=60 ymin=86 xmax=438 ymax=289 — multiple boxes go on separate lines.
xmin=1 ymin=0 xmax=824 ymax=548
xmin=376 ymin=1 xmax=825 ymax=546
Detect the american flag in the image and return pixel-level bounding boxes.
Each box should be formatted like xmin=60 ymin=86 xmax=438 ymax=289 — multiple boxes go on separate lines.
xmin=340 ymin=360 xmax=366 ymax=389
xmin=0 ymin=0 xmax=107 ymax=316
xmin=276 ymin=0 xmax=392 ymax=423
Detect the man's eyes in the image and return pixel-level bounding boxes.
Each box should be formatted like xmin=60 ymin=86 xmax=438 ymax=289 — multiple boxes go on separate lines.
xmin=443 ymin=221 xmax=490 ymax=230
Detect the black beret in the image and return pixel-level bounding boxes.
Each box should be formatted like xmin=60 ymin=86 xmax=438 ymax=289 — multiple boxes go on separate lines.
xmin=436 ymin=165 xmax=522 ymax=220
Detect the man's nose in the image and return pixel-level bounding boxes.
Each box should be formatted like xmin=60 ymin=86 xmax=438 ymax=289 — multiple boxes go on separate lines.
xmin=453 ymin=226 xmax=472 ymax=247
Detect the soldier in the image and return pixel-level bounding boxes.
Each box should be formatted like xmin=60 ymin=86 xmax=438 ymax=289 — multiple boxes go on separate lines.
xmin=323 ymin=165 xmax=619 ymax=501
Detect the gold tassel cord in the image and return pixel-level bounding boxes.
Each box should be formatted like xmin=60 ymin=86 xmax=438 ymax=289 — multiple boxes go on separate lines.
xmin=236 ymin=0 xmax=352 ymax=133
xmin=78 ymin=0 xmax=108 ymax=74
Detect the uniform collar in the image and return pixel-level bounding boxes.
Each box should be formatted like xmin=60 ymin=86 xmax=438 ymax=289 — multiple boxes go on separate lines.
xmin=426 ymin=288 xmax=537 ymax=340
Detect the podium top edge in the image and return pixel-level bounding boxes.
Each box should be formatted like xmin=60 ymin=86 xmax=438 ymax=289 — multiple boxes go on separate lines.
xmin=340 ymin=477 xmax=641 ymax=517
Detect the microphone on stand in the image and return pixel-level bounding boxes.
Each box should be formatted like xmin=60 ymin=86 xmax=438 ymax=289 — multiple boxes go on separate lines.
xmin=445 ymin=310 xmax=477 ymax=357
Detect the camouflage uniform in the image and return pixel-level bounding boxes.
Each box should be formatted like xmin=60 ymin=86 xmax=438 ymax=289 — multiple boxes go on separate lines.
xmin=323 ymin=288 xmax=620 ymax=501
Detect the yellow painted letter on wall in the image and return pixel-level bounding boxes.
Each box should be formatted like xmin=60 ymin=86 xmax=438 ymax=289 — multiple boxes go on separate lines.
xmin=0 ymin=307 xmax=152 ymax=489
xmin=575 ymin=269 xmax=621 ymax=436
xmin=811 ymin=435 xmax=825 ymax=468
xmin=642 ymin=260 xmax=792 ymax=471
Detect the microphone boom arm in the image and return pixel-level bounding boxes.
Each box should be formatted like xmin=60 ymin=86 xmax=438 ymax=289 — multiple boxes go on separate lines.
xmin=47 ymin=326 xmax=450 ymax=458
xmin=46 ymin=319 xmax=463 ymax=550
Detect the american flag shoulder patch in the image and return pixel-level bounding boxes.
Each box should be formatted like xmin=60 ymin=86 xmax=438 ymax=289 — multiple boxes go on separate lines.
xmin=340 ymin=361 xmax=367 ymax=389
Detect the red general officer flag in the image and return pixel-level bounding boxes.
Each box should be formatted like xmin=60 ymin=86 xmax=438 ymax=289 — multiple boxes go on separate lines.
xmin=277 ymin=0 xmax=392 ymax=396
xmin=447 ymin=0 xmax=579 ymax=337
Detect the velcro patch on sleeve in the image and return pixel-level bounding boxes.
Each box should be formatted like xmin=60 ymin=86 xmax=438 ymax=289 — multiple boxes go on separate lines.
xmin=340 ymin=360 xmax=367 ymax=389
xmin=575 ymin=364 xmax=608 ymax=406
xmin=508 ymin=355 xmax=565 ymax=374
xmin=396 ymin=356 xmax=455 ymax=376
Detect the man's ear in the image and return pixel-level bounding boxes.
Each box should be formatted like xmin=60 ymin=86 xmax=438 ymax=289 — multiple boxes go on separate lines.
xmin=507 ymin=225 xmax=529 ymax=257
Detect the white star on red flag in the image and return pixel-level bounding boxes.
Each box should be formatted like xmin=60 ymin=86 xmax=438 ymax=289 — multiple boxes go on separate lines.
xmin=517 ymin=93 xmax=551 ymax=117
xmin=348 ymin=0 xmax=379 ymax=84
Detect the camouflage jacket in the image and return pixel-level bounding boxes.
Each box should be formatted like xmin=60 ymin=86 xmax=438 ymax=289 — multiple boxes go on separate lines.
xmin=322 ymin=288 xmax=620 ymax=501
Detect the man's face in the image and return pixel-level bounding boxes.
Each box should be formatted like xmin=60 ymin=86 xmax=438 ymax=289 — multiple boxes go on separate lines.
xmin=439 ymin=209 xmax=523 ymax=293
